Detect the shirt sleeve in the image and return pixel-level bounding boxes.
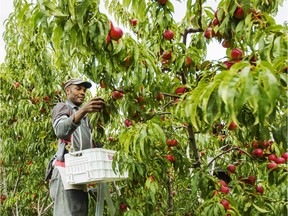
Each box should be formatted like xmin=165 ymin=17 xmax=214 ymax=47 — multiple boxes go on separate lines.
xmin=52 ymin=103 xmax=80 ymax=140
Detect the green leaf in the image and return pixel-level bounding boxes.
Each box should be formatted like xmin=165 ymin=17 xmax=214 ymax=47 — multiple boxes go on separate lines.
xmin=272 ymin=35 xmax=288 ymax=59
xmin=204 ymin=8 xmax=214 ymax=19
xmin=201 ymin=76 xmax=221 ymax=124
xmin=133 ymin=131 xmax=143 ymax=162
xmin=68 ymin=0 xmax=76 ymax=20
xmin=244 ymin=202 xmax=252 ymax=212
xmin=151 ymin=123 xmax=166 ymax=144
xmin=44 ymin=2 xmax=68 ymax=17
xmin=16 ymin=3 xmax=31 ymax=24
xmin=236 ymin=20 xmax=244 ymax=33
xmin=234 ymin=66 xmax=253 ymax=113
xmin=131 ymin=0 xmax=146 ymax=18
xmin=135 ymin=163 xmax=144 ymax=176
xmin=273 ymin=56 xmax=288 ymax=71
xmin=122 ymin=132 xmax=132 ymax=157
xmin=218 ymin=70 xmax=239 ymax=117
xmin=185 ymin=77 xmax=210 ymax=130
xmin=149 ymin=181 xmax=158 ymax=194
xmin=139 ymin=124 xmax=147 ymax=158
xmin=252 ymin=203 xmax=270 ymax=213
xmin=76 ymin=0 xmax=90 ymax=31
xmin=277 ymin=171 xmax=287 ymax=185
xmin=259 ymin=62 xmax=280 ymax=115
xmin=123 ymin=0 xmax=132 ymax=8
xmin=52 ymin=23 xmax=63 ymax=52
xmin=213 ymin=203 xmax=220 ymax=215
xmin=112 ymin=41 xmax=124 ymax=55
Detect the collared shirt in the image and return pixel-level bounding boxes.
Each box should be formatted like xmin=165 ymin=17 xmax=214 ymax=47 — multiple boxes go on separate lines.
xmin=52 ymin=100 xmax=93 ymax=152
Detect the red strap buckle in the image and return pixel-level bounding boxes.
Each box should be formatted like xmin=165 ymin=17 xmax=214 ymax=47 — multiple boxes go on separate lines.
xmin=54 ymin=160 xmax=65 ymax=167
xmin=61 ymin=139 xmax=70 ymax=143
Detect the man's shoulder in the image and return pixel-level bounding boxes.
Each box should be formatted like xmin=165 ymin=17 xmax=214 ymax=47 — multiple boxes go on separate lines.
xmin=52 ymin=102 xmax=73 ymax=121
xmin=52 ymin=102 xmax=71 ymax=112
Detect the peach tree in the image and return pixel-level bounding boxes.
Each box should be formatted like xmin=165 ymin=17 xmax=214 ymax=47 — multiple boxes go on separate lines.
xmin=0 ymin=0 xmax=287 ymax=215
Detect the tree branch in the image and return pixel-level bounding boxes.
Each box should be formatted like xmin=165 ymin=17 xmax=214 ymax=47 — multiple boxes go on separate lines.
xmin=15 ymin=200 xmax=19 ymax=216
xmin=197 ymin=0 xmax=203 ymax=29
xmin=1 ymin=165 xmax=8 ymax=195
xmin=186 ymin=28 xmax=203 ymax=34
xmin=162 ymin=100 xmax=174 ymax=110
xmin=163 ymin=92 xmax=181 ymax=98
xmin=156 ymin=112 xmax=172 ymax=116
xmin=207 ymin=147 xmax=253 ymax=167
xmin=42 ymin=202 xmax=54 ymax=215
xmin=112 ymin=181 xmax=121 ymax=197
xmin=188 ymin=125 xmax=201 ymax=167
xmin=167 ymin=174 xmax=173 ymax=214
xmin=12 ymin=172 xmax=22 ymax=197
xmin=183 ymin=28 xmax=203 ymax=48
xmin=39 ymin=190 xmax=50 ymax=215
xmin=181 ymin=24 xmax=202 ymax=168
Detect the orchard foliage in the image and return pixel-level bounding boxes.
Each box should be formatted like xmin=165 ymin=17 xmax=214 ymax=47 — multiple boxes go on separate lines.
xmin=0 ymin=0 xmax=287 ymax=215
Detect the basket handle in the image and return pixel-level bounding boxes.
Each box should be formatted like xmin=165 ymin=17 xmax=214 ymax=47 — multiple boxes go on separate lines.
xmin=68 ymin=151 xmax=83 ymax=157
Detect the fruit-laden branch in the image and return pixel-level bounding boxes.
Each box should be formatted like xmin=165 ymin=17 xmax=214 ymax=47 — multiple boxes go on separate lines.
xmin=207 ymin=147 xmax=253 ymax=167
xmin=167 ymin=174 xmax=173 ymax=214
xmin=181 ymin=23 xmax=202 ymax=168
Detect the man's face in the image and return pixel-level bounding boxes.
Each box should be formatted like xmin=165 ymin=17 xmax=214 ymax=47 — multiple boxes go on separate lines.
xmin=65 ymin=84 xmax=87 ymax=106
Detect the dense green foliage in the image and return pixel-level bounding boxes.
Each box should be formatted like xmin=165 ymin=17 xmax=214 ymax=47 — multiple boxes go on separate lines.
xmin=0 ymin=0 xmax=287 ymax=215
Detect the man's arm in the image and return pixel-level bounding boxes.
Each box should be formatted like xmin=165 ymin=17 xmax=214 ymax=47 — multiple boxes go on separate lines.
xmin=52 ymin=103 xmax=78 ymax=140
xmin=52 ymin=97 xmax=105 ymax=140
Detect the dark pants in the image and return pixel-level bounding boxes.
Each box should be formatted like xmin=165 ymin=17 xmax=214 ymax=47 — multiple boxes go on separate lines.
xmin=66 ymin=189 xmax=88 ymax=216
xmin=49 ymin=168 xmax=89 ymax=216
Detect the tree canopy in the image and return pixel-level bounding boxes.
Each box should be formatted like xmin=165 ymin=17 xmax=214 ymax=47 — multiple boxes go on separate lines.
xmin=0 ymin=0 xmax=287 ymax=215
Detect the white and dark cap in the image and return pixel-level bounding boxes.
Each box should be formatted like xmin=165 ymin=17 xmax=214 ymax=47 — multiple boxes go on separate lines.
xmin=64 ymin=78 xmax=92 ymax=89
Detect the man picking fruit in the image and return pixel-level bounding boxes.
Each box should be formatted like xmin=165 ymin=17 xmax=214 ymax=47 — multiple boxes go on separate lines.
xmin=48 ymin=78 xmax=105 ymax=216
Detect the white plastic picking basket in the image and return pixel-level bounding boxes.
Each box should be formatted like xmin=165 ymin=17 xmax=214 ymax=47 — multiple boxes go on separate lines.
xmin=64 ymin=148 xmax=128 ymax=185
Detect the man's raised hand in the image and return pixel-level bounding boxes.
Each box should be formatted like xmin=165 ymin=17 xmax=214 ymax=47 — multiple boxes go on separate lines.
xmin=84 ymin=97 xmax=105 ymax=113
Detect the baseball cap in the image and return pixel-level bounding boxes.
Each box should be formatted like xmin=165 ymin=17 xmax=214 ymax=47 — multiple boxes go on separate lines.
xmin=64 ymin=78 xmax=92 ymax=89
